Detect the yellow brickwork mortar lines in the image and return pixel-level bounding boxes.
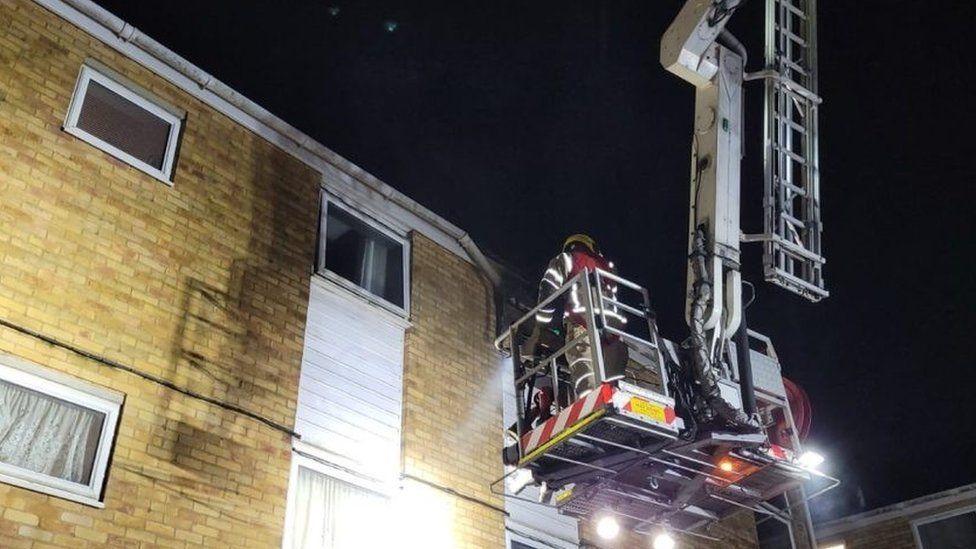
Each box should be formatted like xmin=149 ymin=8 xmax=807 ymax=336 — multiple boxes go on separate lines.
xmin=0 ymin=0 xmax=319 ymax=545
xmin=401 ymin=233 xmax=506 ymax=547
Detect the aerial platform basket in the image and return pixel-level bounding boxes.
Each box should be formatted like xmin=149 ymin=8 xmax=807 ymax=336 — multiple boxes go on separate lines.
xmin=494 ymin=268 xmax=677 ymax=471
xmin=493 ymin=268 xmax=838 ymax=542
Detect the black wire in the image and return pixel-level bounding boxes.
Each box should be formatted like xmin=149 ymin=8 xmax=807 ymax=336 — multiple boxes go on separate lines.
xmin=401 ymin=473 xmax=509 ymax=516
xmin=743 ymin=279 xmax=757 ymax=310
xmin=691 ymin=133 xmax=706 ymax=223
xmin=666 ymin=358 xmax=698 ymax=441
xmin=707 ymin=0 xmax=748 ymax=27
xmin=0 ymin=317 xmax=300 ymax=438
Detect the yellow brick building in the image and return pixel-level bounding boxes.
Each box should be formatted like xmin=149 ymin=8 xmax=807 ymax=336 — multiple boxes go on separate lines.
xmin=0 ymin=1 xmax=763 ymax=548
xmin=0 ymin=0 xmax=319 ymax=545
xmin=0 ymin=0 xmax=507 ymax=546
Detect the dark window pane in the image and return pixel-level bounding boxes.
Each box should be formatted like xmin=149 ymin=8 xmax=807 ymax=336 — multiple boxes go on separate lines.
xmin=323 ymin=205 xmax=405 ymax=308
xmin=77 ymin=80 xmax=172 ymax=170
xmin=918 ymin=512 xmax=976 ymax=549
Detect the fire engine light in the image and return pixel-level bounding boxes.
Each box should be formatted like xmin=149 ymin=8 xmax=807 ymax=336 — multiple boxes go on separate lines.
xmin=596 ymin=515 xmax=620 ymax=540
xmin=506 ymin=467 xmax=534 ymax=494
xmin=653 ymin=531 xmax=676 ymax=549
xmin=718 ymin=460 xmax=734 ymax=472
xmin=798 ymin=450 xmax=825 ymax=469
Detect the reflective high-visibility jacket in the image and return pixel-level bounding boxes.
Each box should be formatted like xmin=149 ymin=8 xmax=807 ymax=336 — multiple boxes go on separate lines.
xmin=535 ymin=249 xmax=624 ymax=329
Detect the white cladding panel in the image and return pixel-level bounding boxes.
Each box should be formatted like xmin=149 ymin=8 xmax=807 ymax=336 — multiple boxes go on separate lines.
xmin=501 ymin=357 xmax=580 ymax=548
xmin=296 ymin=277 xmax=405 ymax=483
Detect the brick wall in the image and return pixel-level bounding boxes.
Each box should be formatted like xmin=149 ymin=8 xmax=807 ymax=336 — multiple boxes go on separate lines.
xmin=823 ymin=516 xmax=916 ymax=549
xmin=0 ymin=0 xmax=321 ymax=546
xmin=818 ymin=496 xmax=976 ymax=549
xmin=401 ymin=233 xmax=505 ymax=547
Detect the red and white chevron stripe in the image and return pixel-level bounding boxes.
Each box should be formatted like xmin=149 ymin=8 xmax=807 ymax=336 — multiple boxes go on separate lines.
xmin=521 ymin=383 xmax=614 ymax=456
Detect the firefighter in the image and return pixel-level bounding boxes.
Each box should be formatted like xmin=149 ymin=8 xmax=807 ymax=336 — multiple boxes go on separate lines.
xmin=526 ymin=234 xmax=629 ymax=398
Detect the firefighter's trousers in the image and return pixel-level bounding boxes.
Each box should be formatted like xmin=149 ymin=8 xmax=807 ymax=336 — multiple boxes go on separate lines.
xmin=565 ymin=323 xmax=628 ymax=396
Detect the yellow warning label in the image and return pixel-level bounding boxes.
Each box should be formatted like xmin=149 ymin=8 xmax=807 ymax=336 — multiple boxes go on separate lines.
xmin=630 ymin=397 xmax=666 ymax=423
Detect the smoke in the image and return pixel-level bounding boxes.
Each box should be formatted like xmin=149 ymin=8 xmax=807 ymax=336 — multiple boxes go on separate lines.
xmin=806 ymin=449 xmax=865 ymax=523
xmin=456 ymin=350 xmax=510 ymax=449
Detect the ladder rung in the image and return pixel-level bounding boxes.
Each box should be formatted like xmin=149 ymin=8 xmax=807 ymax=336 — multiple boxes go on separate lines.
xmin=774 ymin=177 xmax=808 ymax=197
xmin=771 ymin=234 xmax=824 ymax=263
xmin=776 ymin=25 xmax=808 ymax=47
xmin=780 ymin=211 xmax=805 ymax=227
xmin=775 ymin=113 xmax=808 ymax=134
xmin=781 ymin=58 xmax=809 ymax=76
xmin=774 ymin=145 xmax=808 ymax=165
xmin=767 ymin=268 xmax=829 ymax=300
xmin=749 ymin=233 xmax=825 ymax=264
xmin=773 ymin=80 xmax=817 ymax=106
xmin=776 ymin=0 xmax=808 ymax=20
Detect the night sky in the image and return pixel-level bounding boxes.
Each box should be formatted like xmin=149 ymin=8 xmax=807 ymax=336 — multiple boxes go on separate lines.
xmin=96 ymin=0 xmax=976 ymax=521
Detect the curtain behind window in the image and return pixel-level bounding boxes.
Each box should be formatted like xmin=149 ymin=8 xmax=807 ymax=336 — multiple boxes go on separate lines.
xmin=287 ymin=466 xmax=389 ymax=549
xmin=0 ymin=379 xmax=104 ymax=484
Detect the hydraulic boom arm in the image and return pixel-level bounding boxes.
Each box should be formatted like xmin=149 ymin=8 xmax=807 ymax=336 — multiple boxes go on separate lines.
xmin=661 ymin=0 xmax=751 ymax=426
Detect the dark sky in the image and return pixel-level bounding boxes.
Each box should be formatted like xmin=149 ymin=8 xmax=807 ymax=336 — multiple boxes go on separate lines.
xmin=96 ymin=0 xmax=976 ymax=521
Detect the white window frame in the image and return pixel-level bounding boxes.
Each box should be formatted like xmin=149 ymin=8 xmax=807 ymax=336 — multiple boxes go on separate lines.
xmin=0 ymin=354 xmax=123 ymax=508
xmin=911 ymin=504 xmax=976 ymax=549
xmin=507 ymin=529 xmax=578 ymax=549
xmin=282 ymin=450 xmax=392 ymax=549
xmin=316 ymin=195 xmax=411 ymax=317
xmin=63 ymin=61 xmax=184 ymax=184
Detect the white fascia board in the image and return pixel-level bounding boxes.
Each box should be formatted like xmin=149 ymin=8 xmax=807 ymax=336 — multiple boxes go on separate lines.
xmin=320 ymin=164 xmax=469 ymax=259
xmin=816 ymin=483 xmax=976 ymax=539
xmin=34 ymin=0 xmax=473 ymax=264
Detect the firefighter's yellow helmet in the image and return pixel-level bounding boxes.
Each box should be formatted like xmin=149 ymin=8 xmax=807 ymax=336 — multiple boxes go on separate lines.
xmin=563 ymin=233 xmax=597 ymax=253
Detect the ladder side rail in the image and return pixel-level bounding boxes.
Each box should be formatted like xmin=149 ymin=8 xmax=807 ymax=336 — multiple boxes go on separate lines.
xmin=803 ymin=0 xmax=824 ymax=290
xmin=783 ymin=0 xmax=798 ymax=284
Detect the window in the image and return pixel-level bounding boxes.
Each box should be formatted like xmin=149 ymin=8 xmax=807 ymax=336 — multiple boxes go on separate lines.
xmin=317 ymin=197 xmax=409 ymax=313
xmin=283 ymin=457 xmax=390 ymax=549
xmin=0 ymin=355 xmax=123 ymax=507
xmin=507 ymin=532 xmax=562 ymax=549
xmin=913 ymin=506 xmax=976 ymax=549
xmin=64 ymin=62 xmax=183 ymax=183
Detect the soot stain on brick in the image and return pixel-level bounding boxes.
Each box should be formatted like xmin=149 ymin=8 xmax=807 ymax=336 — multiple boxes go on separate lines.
xmin=164 ymin=137 xmax=317 ymax=465
xmin=117 ymin=445 xmax=257 ymax=528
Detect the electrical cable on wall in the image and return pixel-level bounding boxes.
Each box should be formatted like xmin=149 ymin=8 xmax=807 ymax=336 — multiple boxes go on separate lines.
xmin=0 ymin=316 xmax=300 ymax=438
xmin=400 ymin=473 xmax=509 ymax=516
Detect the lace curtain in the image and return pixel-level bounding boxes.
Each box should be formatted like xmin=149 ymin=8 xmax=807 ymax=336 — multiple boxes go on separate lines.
xmin=0 ymin=379 xmax=104 ymax=484
xmin=286 ymin=466 xmax=389 ymax=549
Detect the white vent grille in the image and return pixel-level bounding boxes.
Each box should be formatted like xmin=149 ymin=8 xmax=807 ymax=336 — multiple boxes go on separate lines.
xmin=65 ymin=64 xmax=183 ymax=183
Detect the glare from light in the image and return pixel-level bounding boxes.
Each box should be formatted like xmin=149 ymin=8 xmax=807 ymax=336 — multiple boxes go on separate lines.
xmin=653 ymin=532 xmax=676 ymax=549
xmin=820 ymin=544 xmax=845 ymax=549
xmin=718 ymin=460 xmax=734 ymax=472
xmin=391 ymin=482 xmax=454 ymax=549
xmin=596 ymin=515 xmax=620 ymax=540
xmin=798 ymin=450 xmax=825 ymax=469
xmin=506 ymin=467 xmax=534 ymax=495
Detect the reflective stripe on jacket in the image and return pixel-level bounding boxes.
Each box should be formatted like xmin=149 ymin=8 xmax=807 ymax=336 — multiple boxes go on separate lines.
xmin=536 ymin=250 xmax=624 ymax=328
